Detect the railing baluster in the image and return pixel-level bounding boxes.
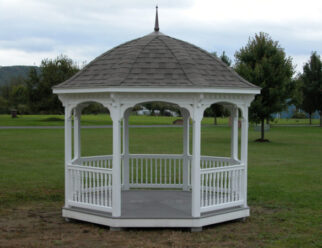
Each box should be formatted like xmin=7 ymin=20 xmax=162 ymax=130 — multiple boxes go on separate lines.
xmin=99 ymin=173 xmax=102 ymax=205
xmin=159 ymin=158 xmax=162 ymax=184
xmin=154 ymin=158 xmax=157 ymax=184
xmin=220 ymin=171 xmax=223 ymax=204
xmin=93 ymin=172 xmax=96 ymax=205
xmin=77 ymin=170 xmax=81 ymax=202
xmin=201 ymin=174 xmax=204 ymax=207
xmin=229 ymin=170 xmax=233 ymax=203
xmin=212 ymin=172 xmax=215 ymax=206
xmin=140 ymin=158 xmax=143 ymax=184
xmin=130 ymin=158 xmax=132 ymax=184
xmin=178 ymin=158 xmax=180 ymax=184
xmin=84 ymin=170 xmax=87 ymax=203
xmin=104 ymin=173 xmax=107 ymax=206
xmin=205 ymin=173 xmax=208 ymax=206
xmin=164 ymin=158 xmax=166 ymax=184
xmin=109 ymin=174 xmax=112 ymax=206
xmin=169 ymin=158 xmax=172 ymax=184
xmin=150 ymin=158 xmax=153 ymax=184
xmin=135 ymin=158 xmax=138 ymax=184
xmin=233 ymin=169 xmax=236 ymax=201
xmin=174 ymin=159 xmax=176 ymax=184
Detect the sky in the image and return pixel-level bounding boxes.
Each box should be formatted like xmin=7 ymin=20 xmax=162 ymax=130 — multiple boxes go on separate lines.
xmin=1 ymin=0 xmax=322 ymax=73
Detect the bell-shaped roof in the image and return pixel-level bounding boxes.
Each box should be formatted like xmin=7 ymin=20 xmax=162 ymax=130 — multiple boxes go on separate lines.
xmin=54 ymin=8 xmax=258 ymax=91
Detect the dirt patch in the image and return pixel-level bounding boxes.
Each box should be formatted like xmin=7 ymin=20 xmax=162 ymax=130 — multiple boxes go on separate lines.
xmin=0 ymin=203 xmax=283 ymax=248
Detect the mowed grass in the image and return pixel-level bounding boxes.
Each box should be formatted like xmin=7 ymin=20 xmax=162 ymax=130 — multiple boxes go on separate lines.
xmin=0 ymin=114 xmax=319 ymax=126
xmin=0 ymin=126 xmax=321 ymax=247
xmin=0 ymin=114 xmax=226 ymax=126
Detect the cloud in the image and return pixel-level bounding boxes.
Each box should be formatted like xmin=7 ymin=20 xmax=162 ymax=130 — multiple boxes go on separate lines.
xmin=0 ymin=0 xmax=321 ymax=73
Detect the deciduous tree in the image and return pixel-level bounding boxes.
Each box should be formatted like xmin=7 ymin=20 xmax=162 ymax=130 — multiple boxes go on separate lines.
xmin=301 ymin=52 xmax=322 ymax=126
xmin=235 ymin=32 xmax=294 ymax=141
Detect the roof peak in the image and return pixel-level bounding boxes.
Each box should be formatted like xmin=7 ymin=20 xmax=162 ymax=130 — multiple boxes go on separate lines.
xmin=154 ymin=5 xmax=159 ymax=32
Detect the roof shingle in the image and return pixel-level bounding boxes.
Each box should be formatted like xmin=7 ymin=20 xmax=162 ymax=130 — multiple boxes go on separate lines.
xmin=54 ymin=32 xmax=258 ymax=89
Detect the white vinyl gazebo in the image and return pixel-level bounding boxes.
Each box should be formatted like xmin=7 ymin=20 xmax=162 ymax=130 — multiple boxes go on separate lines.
xmin=53 ymin=9 xmax=260 ymax=231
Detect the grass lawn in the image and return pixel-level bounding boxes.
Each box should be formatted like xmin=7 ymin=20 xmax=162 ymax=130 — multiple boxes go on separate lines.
xmin=0 ymin=114 xmax=225 ymax=126
xmin=0 ymin=126 xmax=321 ymax=247
xmin=0 ymin=114 xmax=320 ymax=126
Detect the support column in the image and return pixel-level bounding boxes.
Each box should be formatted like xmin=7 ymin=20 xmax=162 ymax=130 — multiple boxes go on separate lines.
xmin=111 ymin=108 xmax=122 ymax=217
xmin=122 ymin=109 xmax=131 ymax=190
xmin=64 ymin=106 xmax=73 ymax=207
xmin=240 ymin=106 xmax=249 ymax=208
xmin=181 ymin=109 xmax=190 ymax=191
xmin=73 ymin=107 xmax=81 ymax=160
xmin=191 ymin=109 xmax=202 ymax=218
xmin=230 ymin=106 xmax=239 ymax=161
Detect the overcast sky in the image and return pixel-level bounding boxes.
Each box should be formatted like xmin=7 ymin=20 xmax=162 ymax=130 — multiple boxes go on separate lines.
xmin=1 ymin=0 xmax=322 ymax=73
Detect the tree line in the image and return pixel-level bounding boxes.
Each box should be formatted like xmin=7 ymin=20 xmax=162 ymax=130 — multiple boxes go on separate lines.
xmin=0 ymin=33 xmax=321 ymax=141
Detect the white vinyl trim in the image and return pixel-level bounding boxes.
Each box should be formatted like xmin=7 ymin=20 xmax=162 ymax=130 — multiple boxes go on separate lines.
xmin=53 ymin=87 xmax=260 ymax=95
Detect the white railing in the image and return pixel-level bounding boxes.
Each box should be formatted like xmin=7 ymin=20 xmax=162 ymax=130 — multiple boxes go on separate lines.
xmin=128 ymin=154 xmax=188 ymax=188
xmin=67 ymin=154 xmax=244 ymax=214
xmin=76 ymin=155 xmax=113 ymax=169
xmin=67 ymin=156 xmax=113 ymax=212
xmin=200 ymin=156 xmax=236 ymax=169
xmin=200 ymin=158 xmax=244 ymax=212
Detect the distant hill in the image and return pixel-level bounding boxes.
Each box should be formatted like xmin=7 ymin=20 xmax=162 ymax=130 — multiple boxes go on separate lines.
xmin=0 ymin=66 xmax=39 ymax=86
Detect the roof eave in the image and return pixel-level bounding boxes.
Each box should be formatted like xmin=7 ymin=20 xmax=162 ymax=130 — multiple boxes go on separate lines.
xmin=53 ymin=86 xmax=261 ymax=95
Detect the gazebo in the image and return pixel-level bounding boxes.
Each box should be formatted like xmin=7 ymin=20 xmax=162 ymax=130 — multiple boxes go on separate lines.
xmin=53 ymin=8 xmax=260 ymax=231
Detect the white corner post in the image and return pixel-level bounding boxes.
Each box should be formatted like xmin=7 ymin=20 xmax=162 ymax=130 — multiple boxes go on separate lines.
xmin=191 ymin=106 xmax=202 ymax=218
xmin=122 ymin=108 xmax=131 ymax=190
xmin=240 ymin=105 xmax=249 ymax=208
xmin=64 ymin=104 xmax=73 ymax=207
xmin=73 ymin=107 xmax=81 ymax=160
xmin=181 ymin=108 xmax=190 ymax=191
xmin=110 ymin=105 xmax=122 ymax=217
xmin=230 ymin=105 xmax=239 ymax=161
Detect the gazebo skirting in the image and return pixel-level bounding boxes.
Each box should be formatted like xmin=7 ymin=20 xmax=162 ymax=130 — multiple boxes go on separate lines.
xmin=63 ymin=154 xmax=248 ymax=229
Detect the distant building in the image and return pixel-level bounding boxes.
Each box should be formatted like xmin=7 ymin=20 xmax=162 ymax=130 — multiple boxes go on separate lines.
xmin=272 ymin=104 xmax=320 ymax=119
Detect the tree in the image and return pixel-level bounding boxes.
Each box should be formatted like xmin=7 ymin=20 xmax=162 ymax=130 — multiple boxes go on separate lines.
xmin=301 ymin=52 xmax=322 ymax=126
xmin=25 ymin=67 xmax=40 ymax=113
xmin=7 ymin=76 xmax=28 ymax=113
xmin=288 ymin=75 xmax=303 ymax=111
xmin=220 ymin=51 xmax=232 ymax=66
xmin=235 ymin=32 xmax=294 ymax=141
xmin=210 ymin=51 xmax=232 ymax=124
xmin=25 ymin=55 xmax=79 ymax=114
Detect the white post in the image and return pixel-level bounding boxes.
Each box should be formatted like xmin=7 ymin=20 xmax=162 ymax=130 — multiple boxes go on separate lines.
xmin=231 ymin=106 xmax=239 ymax=161
xmin=240 ymin=105 xmax=249 ymax=208
xmin=111 ymin=108 xmax=122 ymax=217
xmin=191 ymin=109 xmax=202 ymax=217
xmin=122 ymin=109 xmax=131 ymax=190
xmin=64 ymin=105 xmax=73 ymax=207
xmin=182 ymin=109 xmax=190 ymax=191
xmin=73 ymin=107 xmax=81 ymax=160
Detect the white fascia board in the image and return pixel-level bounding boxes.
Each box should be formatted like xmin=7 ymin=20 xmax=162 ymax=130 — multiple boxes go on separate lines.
xmin=53 ymin=87 xmax=261 ymax=95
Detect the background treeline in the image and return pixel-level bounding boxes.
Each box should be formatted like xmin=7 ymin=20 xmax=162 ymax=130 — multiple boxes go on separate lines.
xmin=0 ymin=55 xmax=79 ymax=114
xmin=0 ymin=33 xmax=321 ymax=138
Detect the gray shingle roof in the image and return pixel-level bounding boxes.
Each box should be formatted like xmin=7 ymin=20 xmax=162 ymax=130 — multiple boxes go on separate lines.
xmin=54 ymin=32 xmax=258 ymax=89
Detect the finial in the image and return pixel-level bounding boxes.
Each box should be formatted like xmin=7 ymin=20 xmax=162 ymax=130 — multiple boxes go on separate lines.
xmin=154 ymin=5 xmax=159 ymax=32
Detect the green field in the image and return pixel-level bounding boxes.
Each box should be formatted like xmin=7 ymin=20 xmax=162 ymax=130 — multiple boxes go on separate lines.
xmin=0 ymin=125 xmax=321 ymax=247
xmin=0 ymin=114 xmax=319 ymax=126
xmin=0 ymin=114 xmax=220 ymax=126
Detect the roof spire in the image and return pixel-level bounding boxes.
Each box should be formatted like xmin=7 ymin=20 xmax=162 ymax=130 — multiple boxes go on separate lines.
xmin=154 ymin=5 xmax=159 ymax=32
